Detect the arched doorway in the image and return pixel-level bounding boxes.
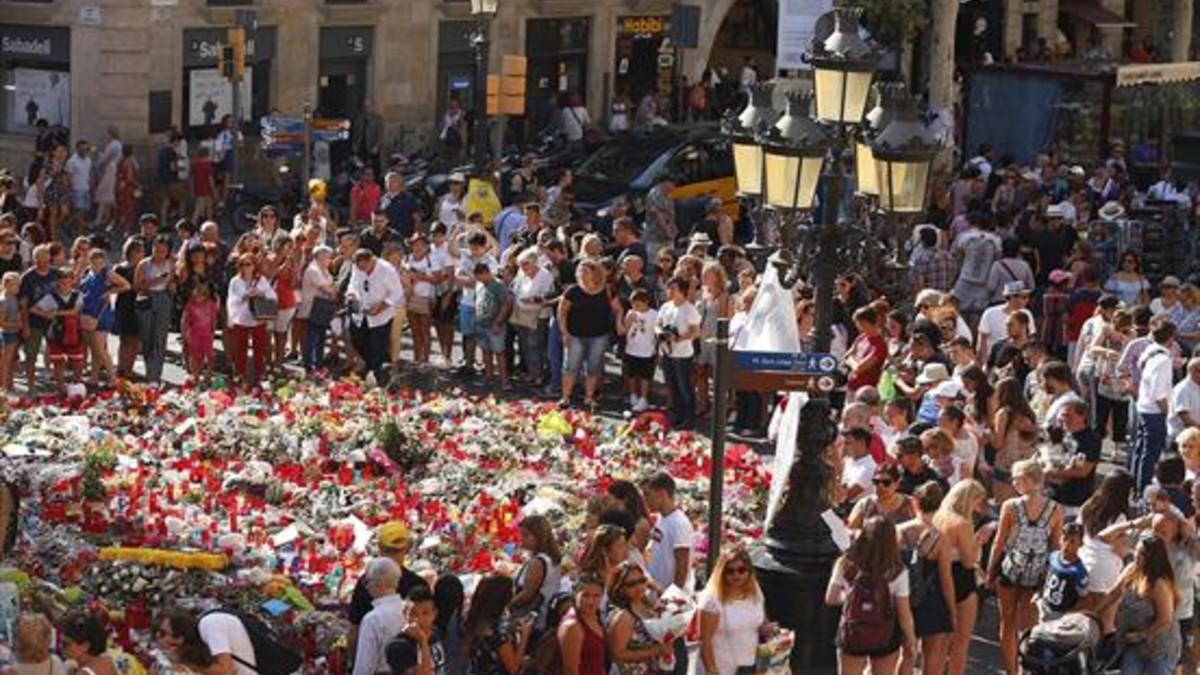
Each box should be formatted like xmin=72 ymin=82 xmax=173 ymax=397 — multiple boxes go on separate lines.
xmin=704 ymin=0 xmax=777 ymax=81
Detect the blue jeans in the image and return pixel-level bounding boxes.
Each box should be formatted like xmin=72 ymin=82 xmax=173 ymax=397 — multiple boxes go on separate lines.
xmin=1119 ymin=649 xmax=1176 ymax=675
xmin=662 ymin=356 xmax=695 ymax=428
xmin=1131 ymin=411 xmax=1167 ymax=495
xmin=304 ymin=322 xmax=328 ymax=372
xmin=547 ymin=316 xmax=564 ymax=391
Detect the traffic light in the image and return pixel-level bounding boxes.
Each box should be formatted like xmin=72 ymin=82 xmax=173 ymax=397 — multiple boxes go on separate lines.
xmin=218 ymin=44 xmax=235 ymax=79
xmin=228 ymin=27 xmax=246 ymax=79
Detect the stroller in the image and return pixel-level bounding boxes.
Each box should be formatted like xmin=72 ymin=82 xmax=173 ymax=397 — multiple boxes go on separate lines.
xmin=1018 ymin=612 xmax=1106 ymax=675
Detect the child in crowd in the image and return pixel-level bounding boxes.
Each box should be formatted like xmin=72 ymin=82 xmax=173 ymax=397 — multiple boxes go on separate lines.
xmin=474 ymin=262 xmax=510 ymax=388
xmin=31 ymin=268 xmax=84 ymax=393
xmin=181 ymin=282 xmax=219 ymax=386
xmin=1037 ymin=521 xmax=1088 ymax=622
xmin=406 ymin=236 xmax=436 ymax=365
xmin=619 ymin=288 xmax=658 ymax=412
xmin=429 ymin=223 xmax=457 ymax=366
xmin=0 ymin=272 xmax=21 ymax=391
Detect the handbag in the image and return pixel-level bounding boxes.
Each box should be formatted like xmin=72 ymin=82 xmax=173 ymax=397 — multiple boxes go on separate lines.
xmin=308 ymin=296 xmax=336 ymax=326
xmin=250 ymin=295 xmax=278 ymax=320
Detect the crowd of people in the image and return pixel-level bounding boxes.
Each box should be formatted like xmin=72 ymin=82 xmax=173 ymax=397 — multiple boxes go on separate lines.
xmin=3 ymin=110 xmax=1200 ymax=675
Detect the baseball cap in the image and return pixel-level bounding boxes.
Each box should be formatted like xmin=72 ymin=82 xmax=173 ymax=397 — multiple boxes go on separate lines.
xmin=376 ymin=521 xmax=413 ymax=551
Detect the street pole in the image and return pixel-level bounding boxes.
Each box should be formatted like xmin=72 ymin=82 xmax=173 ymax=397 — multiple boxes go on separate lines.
xmin=706 ymin=318 xmax=730 ymax=574
xmin=230 ymin=73 xmax=241 ymax=188
xmin=302 ymin=103 xmax=313 ymax=185
xmin=471 ymin=19 xmax=490 ymax=175
xmin=811 ymin=163 xmax=843 ymax=354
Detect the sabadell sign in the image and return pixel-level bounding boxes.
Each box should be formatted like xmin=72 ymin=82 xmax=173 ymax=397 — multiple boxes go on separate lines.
xmin=0 ymin=25 xmax=70 ymax=64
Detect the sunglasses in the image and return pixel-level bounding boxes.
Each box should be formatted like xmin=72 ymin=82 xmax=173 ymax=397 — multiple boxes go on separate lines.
xmin=873 ymin=478 xmax=894 ymax=487
xmin=724 ymin=564 xmax=750 ymax=576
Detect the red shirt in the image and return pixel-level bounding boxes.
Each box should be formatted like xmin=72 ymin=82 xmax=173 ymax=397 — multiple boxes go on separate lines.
xmin=350 ymin=180 xmax=382 ymax=223
xmin=847 ymin=332 xmax=886 ymax=391
xmin=191 ymin=159 xmax=214 ymax=197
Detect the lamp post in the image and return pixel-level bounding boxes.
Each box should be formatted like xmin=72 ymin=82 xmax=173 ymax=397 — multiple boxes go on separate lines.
xmin=469 ymin=0 xmax=498 ymax=175
xmin=728 ymin=83 xmax=778 ymax=270
xmin=723 ymin=8 xmax=941 ymax=670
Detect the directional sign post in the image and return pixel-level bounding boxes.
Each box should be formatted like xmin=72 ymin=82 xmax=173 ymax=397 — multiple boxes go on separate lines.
xmin=733 ymin=350 xmax=841 ymax=394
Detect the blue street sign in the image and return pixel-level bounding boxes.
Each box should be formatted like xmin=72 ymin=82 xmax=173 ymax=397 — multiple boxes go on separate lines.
xmin=735 ymin=351 xmax=840 ymax=375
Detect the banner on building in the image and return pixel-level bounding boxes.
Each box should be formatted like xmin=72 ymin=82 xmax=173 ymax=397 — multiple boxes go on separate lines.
xmin=188 ymin=68 xmax=252 ymax=127
xmin=775 ymin=0 xmax=833 ymax=71
xmin=8 ymin=68 xmax=70 ymax=129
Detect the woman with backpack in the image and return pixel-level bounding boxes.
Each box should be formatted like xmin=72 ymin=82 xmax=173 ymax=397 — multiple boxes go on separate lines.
xmin=508 ymin=515 xmax=563 ymax=635
xmin=986 ymin=459 xmax=1064 ymax=675
xmin=896 ymin=482 xmax=957 ymax=675
xmin=154 ymin=608 xmax=217 ymax=674
xmin=825 ymin=516 xmax=918 ymax=675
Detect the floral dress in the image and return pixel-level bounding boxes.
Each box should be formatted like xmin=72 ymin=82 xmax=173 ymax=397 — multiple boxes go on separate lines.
xmin=469 ymin=618 xmax=515 ymax=675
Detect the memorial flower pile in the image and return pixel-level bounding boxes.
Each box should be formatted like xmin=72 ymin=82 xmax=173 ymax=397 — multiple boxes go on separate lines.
xmin=0 ymin=381 xmax=772 ymax=670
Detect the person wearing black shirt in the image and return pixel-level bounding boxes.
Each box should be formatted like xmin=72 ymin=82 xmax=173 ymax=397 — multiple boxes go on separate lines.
xmin=616 ymin=254 xmax=655 ymax=312
xmin=347 ymin=521 xmax=431 ymax=651
xmin=1033 ymin=209 xmax=1077 ymax=285
xmin=379 ymin=172 xmax=421 ymax=239
xmin=360 ymin=209 xmax=404 ymax=258
xmin=608 ymin=217 xmax=648 ymax=265
xmin=0 ymin=234 xmax=22 ymax=277
xmin=896 ymin=436 xmax=949 ymax=495
xmin=987 ymin=311 xmax=1033 ymax=384
xmin=1045 ymin=398 xmax=1101 ymax=510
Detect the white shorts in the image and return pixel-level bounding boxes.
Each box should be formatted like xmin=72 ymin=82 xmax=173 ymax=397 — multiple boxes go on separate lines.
xmin=273 ymin=306 xmax=297 ymax=332
xmin=1079 ymin=546 xmax=1123 ymax=594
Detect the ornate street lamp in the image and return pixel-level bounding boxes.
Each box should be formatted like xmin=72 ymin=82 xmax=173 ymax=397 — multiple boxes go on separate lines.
xmin=808 ymin=9 xmax=879 ymax=126
xmin=730 ymin=83 xmax=776 ymax=197
xmin=853 ymin=82 xmax=896 ymax=197
xmin=762 ymin=92 xmax=831 ymax=212
xmin=469 ymin=0 xmax=499 ymax=174
xmin=871 ymin=88 xmax=941 ymax=214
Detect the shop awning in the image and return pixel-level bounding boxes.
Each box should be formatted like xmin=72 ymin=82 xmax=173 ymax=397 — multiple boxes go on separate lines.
xmin=1059 ymin=1 xmax=1136 ymax=29
xmin=1116 ymin=62 xmax=1200 ymax=87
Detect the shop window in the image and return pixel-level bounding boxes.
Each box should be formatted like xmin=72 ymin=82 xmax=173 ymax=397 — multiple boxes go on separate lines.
xmin=0 ymin=26 xmax=71 ymax=135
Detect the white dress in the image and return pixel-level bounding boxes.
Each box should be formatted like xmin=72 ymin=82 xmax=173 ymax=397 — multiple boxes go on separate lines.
xmin=96 ymin=138 xmax=122 ymax=204
xmin=691 ymin=591 xmax=765 ymax=675
xmin=1079 ymin=515 xmax=1125 ymax=593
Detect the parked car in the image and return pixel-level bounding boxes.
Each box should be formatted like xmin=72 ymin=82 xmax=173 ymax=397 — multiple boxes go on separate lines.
xmin=572 ymin=124 xmax=739 ymax=226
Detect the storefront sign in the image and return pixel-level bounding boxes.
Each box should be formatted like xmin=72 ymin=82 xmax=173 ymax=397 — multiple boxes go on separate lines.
xmin=182 ymin=27 xmax=275 ymax=68
xmin=8 ymin=68 xmax=70 ymax=129
xmin=619 ymin=16 xmax=668 ymax=36
xmin=776 ymin=0 xmax=832 ymax=71
xmin=188 ymin=68 xmax=252 ymax=126
xmin=1116 ymin=62 xmax=1200 ymax=87
xmin=0 ymin=25 xmax=70 ymax=64
xmin=319 ymin=26 xmax=372 ymax=60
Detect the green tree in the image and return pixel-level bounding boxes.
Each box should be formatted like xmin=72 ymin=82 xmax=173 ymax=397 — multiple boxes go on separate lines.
xmin=846 ymin=0 xmax=928 ymax=49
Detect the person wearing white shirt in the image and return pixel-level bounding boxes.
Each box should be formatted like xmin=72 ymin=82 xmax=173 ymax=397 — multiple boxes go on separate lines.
xmin=976 ymin=282 xmax=1035 ymax=360
xmin=64 ymin=140 xmax=93 ymax=214
xmin=1133 ymin=321 xmax=1177 ymax=494
xmin=352 ymin=557 xmax=409 ymax=675
xmin=510 ymin=248 xmax=555 ymax=383
xmin=1168 ymin=357 xmax=1200 ymax=441
xmin=641 ymin=471 xmax=695 ymax=591
xmin=438 ymin=176 xmax=466 ymax=230
xmin=656 ymin=277 xmax=702 ymax=429
xmin=226 ymin=254 xmax=277 ymax=387
xmin=197 ymin=611 xmax=259 ymax=675
xmin=347 ymin=249 xmax=405 ymax=383
xmin=840 ymin=427 xmax=878 ymax=504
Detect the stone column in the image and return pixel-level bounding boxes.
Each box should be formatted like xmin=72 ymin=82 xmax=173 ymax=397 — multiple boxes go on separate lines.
xmin=1173 ymin=0 xmax=1194 ymax=62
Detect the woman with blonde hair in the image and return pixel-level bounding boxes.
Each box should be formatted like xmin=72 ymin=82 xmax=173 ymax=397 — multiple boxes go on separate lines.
xmin=987 ymin=459 xmax=1063 ymax=675
xmin=509 ymin=514 xmax=563 ymax=633
xmin=3 ymin=613 xmax=68 ymax=674
xmin=695 ymin=545 xmax=771 ymax=675
xmin=933 ymin=479 xmax=988 ymax=675
xmin=1177 ymin=426 xmax=1200 ymax=481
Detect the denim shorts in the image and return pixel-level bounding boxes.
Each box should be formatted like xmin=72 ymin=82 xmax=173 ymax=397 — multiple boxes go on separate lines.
xmin=478 ymin=327 xmax=506 ymax=353
xmin=71 ymin=189 xmax=91 ymax=212
xmin=565 ymin=334 xmax=609 ymax=377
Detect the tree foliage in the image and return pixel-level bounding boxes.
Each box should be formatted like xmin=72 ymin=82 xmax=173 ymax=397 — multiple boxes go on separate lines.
xmin=846 ymin=0 xmax=929 ymax=49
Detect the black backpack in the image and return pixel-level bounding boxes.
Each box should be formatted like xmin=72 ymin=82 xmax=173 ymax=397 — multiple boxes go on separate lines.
xmin=202 ymin=609 xmax=304 ymax=675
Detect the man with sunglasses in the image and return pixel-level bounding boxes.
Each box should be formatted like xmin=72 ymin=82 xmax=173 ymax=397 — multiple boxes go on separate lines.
xmin=346 ymin=248 xmax=404 ymax=385
xmin=895 ymin=435 xmax=947 ymax=496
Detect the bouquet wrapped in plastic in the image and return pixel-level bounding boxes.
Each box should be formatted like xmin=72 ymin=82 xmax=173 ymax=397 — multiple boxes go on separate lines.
xmin=642 ymin=585 xmax=695 ymax=671
xmin=754 ymin=628 xmax=795 ymax=675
